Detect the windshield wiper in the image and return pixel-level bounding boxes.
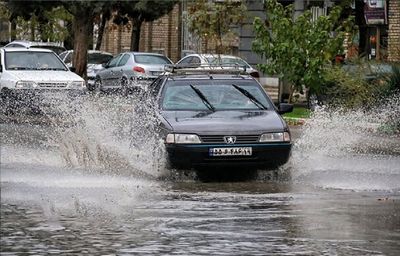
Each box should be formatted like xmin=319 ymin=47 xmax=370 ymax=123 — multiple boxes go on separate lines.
xmin=231 ymin=84 xmax=268 ymax=110
xmin=7 ymin=66 xmax=30 ymax=70
xmin=189 ymin=84 xmax=215 ymax=112
xmin=38 ymin=67 xmax=66 ymax=71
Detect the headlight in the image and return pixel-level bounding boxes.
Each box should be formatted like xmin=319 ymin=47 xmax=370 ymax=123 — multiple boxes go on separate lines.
xmin=165 ymin=134 xmax=201 ymax=144
xmin=259 ymin=132 xmax=290 ymax=142
xmin=15 ymin=81 xmax=38 ymax=89
xmin=69 ymin=81 xmax=85 ymax=88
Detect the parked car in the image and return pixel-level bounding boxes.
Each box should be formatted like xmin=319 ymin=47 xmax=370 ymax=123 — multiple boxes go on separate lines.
xmin=95 ymin=52 xmax=173 ymax=93
xmin=5 ymin=40 xmax=67 ymax=55
xmin=176 ymin=54 xmax=260 ymax=79
xmin=59 ymin=50 xmax=113 ymax=90
xmin=0 ymin=47 xmax=85 ymax=113
xmin=145 ymin=65 xmax=293 ymax=170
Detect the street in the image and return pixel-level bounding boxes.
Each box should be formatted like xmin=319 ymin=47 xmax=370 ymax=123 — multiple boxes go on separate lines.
xmin=1 ymin=94 xmax=400 ymax=255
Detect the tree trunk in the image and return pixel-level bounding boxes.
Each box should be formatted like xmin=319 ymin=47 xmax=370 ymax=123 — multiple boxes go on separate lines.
xmin=95 ymin=13 xmax=108 ymax=51
xmin=10 ymin=19 xmax=17 ymax=41
xmin=130 ymin=17 xmax=143 ymax=52
xmin=72 ymin=9 xmax=93 ymax=80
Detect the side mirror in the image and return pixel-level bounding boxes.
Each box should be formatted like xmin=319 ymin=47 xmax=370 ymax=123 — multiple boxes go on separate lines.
xmin=278 ymin=103 xmax=293 ymax=114
xmin=69 ymin=67 xmax=76 ymax=73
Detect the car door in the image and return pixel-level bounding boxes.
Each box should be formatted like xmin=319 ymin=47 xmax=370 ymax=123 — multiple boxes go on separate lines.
xmin=116 ymin=53 xmax=131 ymax=82
xmin=101 ymin=54 xmax=122 ymax=88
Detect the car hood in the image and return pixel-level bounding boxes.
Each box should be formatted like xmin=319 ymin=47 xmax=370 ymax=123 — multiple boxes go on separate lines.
xmin=160 ymin=110 xmax=286 ymax=134
xmin=9 ymin=70 xmax=84 ymax=81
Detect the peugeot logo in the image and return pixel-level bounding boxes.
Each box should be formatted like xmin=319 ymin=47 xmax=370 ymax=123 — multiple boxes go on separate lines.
xmin=224 ymin=136 xmax=236 ymax=144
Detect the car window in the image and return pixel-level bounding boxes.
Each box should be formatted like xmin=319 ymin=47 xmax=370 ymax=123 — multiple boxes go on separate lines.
xmin=31 ymin=45 xmax=66 ymax=55
xmin=177 ymin=56 xmax=192 ymax=65
xmin=63 ymin=52 xmax=72 ymax=64
xmin=149 ymin=76 xmax=164 ymax=98
xmin=118 ymin=54 xmax=130 ymax=66
xmin=107 ymin=54 xmax=122 ymax=68
xmin=207 ymin=57 xmax=250 ymax=68
xmin=88 ymin=53 xmax=113 ymax=64
xmin=6 ymin=43 xmax=24 ymax=48
xmin=5 ymin=51 xmax=67 ymax=71
xmin=162 ymin=80 xmax=271 ymax=111
xmin=134 ymin=54 xmax=172 ymax=64
xmin=190 ymin=57 xmax=201 ymax=64
xmin=59 ymin=51 xmax=68 ymax=61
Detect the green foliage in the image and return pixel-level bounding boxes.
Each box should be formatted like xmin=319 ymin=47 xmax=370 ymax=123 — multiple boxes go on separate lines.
xmin=252 ymin=0 xmax=356 ymax=97
xmin=283 ymin=107 xmax=311 ymax=119
xmin=187 ymin=0 xmax=247 ymax=53
xmin=5 ymin=0 xmax=72 ymax=42
xmin=382 ymin=65 xmax=400 ymax=95
xmin=320 ymin=65 xmax=381 ymax=109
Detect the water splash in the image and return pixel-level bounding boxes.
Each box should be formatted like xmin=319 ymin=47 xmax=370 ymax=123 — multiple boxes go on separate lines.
xmin=40 ymin=92 xmax=169 ymax=179
xmin=288 ymin=93 xmax=400 ymax=191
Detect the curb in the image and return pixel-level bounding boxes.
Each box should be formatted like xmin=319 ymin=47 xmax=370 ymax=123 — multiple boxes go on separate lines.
xmin=283 ymin=117 xmax=306 ymax=126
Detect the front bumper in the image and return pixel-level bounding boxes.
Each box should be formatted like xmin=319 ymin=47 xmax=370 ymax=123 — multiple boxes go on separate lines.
xmin=1 ymin=88 xmax=85 ymax=107
xmin=166 ymin=142 xmax=292 ymax=169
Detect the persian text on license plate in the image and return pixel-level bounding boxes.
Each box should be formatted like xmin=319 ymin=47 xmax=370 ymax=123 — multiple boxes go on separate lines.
xmin=209 ymin=147 xmax=252 ymax=156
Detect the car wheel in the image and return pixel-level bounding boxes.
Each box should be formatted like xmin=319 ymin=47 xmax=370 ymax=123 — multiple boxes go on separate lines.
xmin=94 ymin=78 xmax=102 ymax=95
xmin=120 ymin=77 xmax=129 ymax=96
xmin=0 ymin=88 xmax=15 ymax=115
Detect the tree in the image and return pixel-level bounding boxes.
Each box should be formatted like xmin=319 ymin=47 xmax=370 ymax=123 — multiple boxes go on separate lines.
xmin=5 ymin=0 xmax=108 ymax=80
xmin=187 ymin=0 xmax=247 ymax=54
xmin=252 ymin=0 xmax=355 ymax=102
xmin=115 ymin=0 xmax=177 ymax=51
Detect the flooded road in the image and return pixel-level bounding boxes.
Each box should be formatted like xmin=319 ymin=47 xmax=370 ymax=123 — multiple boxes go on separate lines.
xmin=1 ymin=94 xmax=400 ymax=255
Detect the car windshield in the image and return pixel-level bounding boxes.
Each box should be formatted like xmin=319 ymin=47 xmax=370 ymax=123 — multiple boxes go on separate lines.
xmin=5 ymin=51 xmax=67 ymax=71
xmin=134 ymin=54 xmax=172 ymax=64
xmin=162 ymin=80 xmax=271 ymax=111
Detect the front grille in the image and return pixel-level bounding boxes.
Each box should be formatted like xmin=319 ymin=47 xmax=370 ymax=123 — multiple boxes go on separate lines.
xmin=38 ymin=82 xmax=68 ymax=88
xmin=199 ymin=135 xmax=260 ymax=144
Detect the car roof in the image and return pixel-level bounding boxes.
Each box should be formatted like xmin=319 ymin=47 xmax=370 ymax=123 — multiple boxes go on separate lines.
xmin=124 ymin=51 xmax=168 ymax=57
xmin=1 ymin=47 xmax=54 ymax=53
xmin=5 ymin=40 xmax=64 ymax=47
xmin=60 ymin=49 xmax=113 ymax=55
xmin=183 ymin=54 xmax=246 ymax=59
xmin=168 ymin=75 xmax=255 ymax=81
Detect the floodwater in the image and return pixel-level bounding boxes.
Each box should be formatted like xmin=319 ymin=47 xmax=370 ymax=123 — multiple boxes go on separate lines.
xmin=1 ymin=94 xmax=400 ymax=255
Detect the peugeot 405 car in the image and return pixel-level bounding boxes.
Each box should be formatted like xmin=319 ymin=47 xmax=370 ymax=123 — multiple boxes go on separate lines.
xmin=148 ymin=65 xmax=293 ymax=170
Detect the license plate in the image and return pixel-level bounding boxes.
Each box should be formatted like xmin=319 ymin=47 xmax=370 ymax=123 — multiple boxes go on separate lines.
xmin=209 ymin=147 xmax=252 ymax=156
xmin=151 ymin=71 xmax=162 ymax=76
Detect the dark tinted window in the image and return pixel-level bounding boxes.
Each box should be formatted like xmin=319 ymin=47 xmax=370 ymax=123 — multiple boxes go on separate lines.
xmin=88 ymin=53 xmax=113 ymax=64
xmin=118 ymin=54 xmax=130 ymax=66
xmin=107 ymin=54 xmax=122 ymax=68
xmin=134 ymin=54 xmax=172 ymax=64
xmin=177 ymin=57 xmax=192 ymax=65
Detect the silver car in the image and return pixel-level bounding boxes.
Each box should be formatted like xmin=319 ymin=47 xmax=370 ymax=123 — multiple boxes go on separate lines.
xmin=95 ymin=52 xmax=173 ymax=93
xmin=59 ymin=50 xmax=113 ymax=90
xmin=176 ymin=54 xmax=260 ymax=79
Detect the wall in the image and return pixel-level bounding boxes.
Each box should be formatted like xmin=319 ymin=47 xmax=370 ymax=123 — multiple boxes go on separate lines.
xmin=101 ymin=3 xmax=181 ymax=62
xmin=388 ymin=0 xmax=400 ymax=62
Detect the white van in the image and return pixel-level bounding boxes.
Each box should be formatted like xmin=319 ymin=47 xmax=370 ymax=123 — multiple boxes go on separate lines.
xmin=0 ymin=47 xmax=85 ymax=113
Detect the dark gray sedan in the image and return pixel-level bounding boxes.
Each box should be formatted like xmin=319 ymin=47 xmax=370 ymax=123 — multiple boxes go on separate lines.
xmin=147 ymin=67 xmax=293 ymax=170
xmin=95 ymin=52 xmax=173 ymax=93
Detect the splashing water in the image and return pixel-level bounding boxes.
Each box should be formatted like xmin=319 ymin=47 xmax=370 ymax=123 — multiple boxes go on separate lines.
xmin=40 ymin=92 xmax=169 ymax=179
xmin=288 ymin=94 xmax=400 ymax=191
